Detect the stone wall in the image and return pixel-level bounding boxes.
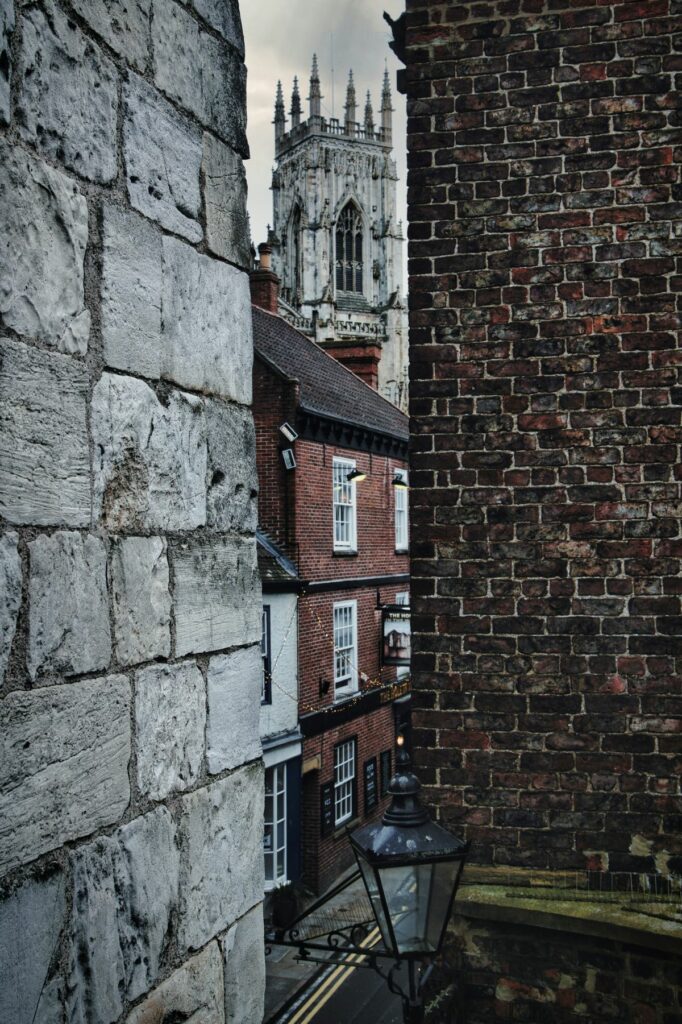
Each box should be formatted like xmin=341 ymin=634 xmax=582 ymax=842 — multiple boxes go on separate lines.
xmin=0 ymin=2 xmax=265 ymax=1022
xmin=405 ymin=0 xmax=682 ymax=873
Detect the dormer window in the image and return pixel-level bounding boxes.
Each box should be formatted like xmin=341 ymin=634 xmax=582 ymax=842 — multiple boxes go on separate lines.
xmin=335 ymin=203 xmax=363 ymax=294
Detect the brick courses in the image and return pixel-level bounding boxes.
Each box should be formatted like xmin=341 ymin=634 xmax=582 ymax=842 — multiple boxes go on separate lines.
xmin=426 ymin=917 xmax=682 ymax=1024
xmin=405 ymin=0 xmax=682 ymax=873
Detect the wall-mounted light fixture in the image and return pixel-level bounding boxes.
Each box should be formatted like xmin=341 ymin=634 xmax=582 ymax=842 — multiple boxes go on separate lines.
xmin=279 ymin=422 xmax=298 ymax=443
xmin=347 ymin=468 xmax=367 ymax=483
xmin=392 ymin=472 xmax=408 ymax=489
xmin=281 ymin=449 xmax=296 ymax=470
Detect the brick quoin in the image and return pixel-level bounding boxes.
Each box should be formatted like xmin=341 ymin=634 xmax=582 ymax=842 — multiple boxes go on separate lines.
xmin=405 ymin=0 xmax=682 ymax=876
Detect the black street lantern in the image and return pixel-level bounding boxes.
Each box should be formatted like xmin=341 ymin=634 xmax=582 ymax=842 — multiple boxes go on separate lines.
xmin=350 ymin=747 xmax=469 ymax=961
xmin=266 ymin=745 xmax=469 ymax=1024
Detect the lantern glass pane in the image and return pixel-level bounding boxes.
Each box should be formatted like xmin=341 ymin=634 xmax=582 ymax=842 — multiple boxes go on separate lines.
xmin=425 ymin=859 xmax=462 ymax=950
xmin=378 ymin=860 xmax=460 ymax=955
xmin=357 ymin=856 xmax=393 ymax=952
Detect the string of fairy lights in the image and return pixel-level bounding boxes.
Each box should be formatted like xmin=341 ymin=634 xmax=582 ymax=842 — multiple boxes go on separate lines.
xmin=264 ymin=590 xmax=409 ymax=716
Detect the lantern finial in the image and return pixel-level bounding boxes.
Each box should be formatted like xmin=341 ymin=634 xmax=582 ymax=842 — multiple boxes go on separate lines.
xmin=383 ymin=748 xmax=430 ymax=827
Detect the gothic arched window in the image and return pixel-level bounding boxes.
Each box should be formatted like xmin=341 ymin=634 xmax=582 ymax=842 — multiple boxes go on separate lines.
xmin=335 ymin=204 xmax=363 ymax=294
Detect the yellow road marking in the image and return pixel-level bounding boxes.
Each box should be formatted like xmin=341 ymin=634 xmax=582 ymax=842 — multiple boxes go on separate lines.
xmin=286 ymin=928 xmax=380 ymax=1024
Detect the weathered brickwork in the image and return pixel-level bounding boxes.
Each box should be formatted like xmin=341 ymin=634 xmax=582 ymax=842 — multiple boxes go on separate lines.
xmin=0 ymin=2 xmax=264 ymax=1022
xmin=301 ymin=706 xmax=398 ymax=894
xmin=405 ymin=1 xmax=682 ymax=873
xmin=425 ymin=916 xmax=682 ymax=1024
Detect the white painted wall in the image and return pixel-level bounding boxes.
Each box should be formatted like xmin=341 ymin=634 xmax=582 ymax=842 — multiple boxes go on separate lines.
xmin=260 ymin=591 xmax=299 ymax=742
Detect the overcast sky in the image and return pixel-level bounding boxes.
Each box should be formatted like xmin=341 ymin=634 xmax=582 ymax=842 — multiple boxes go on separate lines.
xmin=241 ymin=0 xmax=407 ymax=252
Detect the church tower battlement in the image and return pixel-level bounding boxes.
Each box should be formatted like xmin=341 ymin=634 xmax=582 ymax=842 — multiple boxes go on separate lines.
xmin=269 ymin=58 xmax=408 ymax=411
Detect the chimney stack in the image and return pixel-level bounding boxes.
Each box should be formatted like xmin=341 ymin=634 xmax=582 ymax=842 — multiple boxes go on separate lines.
xmin=250 ymin=243 xmax=280 ymax=314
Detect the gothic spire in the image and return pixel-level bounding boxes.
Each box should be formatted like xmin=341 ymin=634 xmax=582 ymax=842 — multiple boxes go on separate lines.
xmin=291 ymin=76 xmax=302 ymax=129
xmin=380 ymin=67 xmax=393 ymax=142
xmin=364 ymin=90 xmax=375 ymax=134
xmin=344 ymin=69 xmax=357 ymax=132
xmin=309 ymin=54 xmax=322 ymax=119
xmin=274 ymin=80 xmax=285 ymax=141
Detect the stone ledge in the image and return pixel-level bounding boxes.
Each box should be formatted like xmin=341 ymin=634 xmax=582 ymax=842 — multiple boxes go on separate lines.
xmin=455 ymin=871 xmax=682 ymax=958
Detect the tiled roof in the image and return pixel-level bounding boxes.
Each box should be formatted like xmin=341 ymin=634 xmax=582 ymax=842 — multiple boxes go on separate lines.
xmin=252 ymin=305 xmax=409 ymax=442
xmin=257 ymin=530 xmax=298 ymax=583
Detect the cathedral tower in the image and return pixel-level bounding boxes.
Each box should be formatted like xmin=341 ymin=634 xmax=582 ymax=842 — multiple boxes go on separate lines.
xmin=269 ymin=57 xmax=408 ymax=410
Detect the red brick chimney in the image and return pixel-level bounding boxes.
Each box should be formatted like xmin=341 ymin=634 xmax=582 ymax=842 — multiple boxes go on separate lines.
xmin=320 ymin=339 xmax=381 ymax=391
xmin=250 ymin=243 xmax=280 ymax=313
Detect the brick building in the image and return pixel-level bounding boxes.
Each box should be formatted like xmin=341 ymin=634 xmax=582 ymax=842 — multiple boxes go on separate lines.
xmin=251 ymin=263 xmax=412 ymax=894
xmin=402 ymin=2 xmax=682 ymax=1020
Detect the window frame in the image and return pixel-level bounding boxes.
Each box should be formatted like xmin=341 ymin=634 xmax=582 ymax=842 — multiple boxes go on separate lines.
xmin=333 ymin=738 xmax=357 ymax=827
xmin=333 ymin=457 xmax=357 ymax=552
xmin=333 ymin=599 xmax=359 ymax=698
xmin=335 ymin=203 xmax=364 ymax=295
xmin=264 ymin=763 xmax=287 ymax=888
xmin=394 ymin=468 xmax=409 ymax=553
xmin=261 ymin=605 xmax=272 ymax=705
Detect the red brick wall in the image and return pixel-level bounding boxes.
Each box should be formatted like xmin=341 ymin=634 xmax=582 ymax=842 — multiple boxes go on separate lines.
xmin=298 ymin=585 xmax=409 ymax=715
xmin=294 ymin=440 xmax=409 ymax=580
xmin=253 ymin=340 xmax=412 ymax=892
xmin=405 ymin=1 xmax=682 ymax=873
xmin=253 ymin=357 xmax=299 ymax=554
xmin=425 ymin=917 xmax=682 ymax=1024
xmin=302 ymin=706 xmax=397 ymax=893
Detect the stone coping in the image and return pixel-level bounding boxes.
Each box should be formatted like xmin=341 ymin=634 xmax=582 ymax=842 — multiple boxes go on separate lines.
xmin=454 ymin=866 xmax=682 ymax=957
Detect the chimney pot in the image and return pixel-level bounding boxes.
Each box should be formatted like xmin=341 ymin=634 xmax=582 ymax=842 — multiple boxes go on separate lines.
xmin=250 ymin=242 xmax=280 ymax=313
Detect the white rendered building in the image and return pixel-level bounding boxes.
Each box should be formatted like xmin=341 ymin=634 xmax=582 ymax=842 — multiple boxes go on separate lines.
xmin=268 ymin=57 xmax=409 ymax=411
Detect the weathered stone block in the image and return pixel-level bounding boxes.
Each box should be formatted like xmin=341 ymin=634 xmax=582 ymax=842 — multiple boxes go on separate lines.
xmin=0 ymin=143 xmax=90 ymax=351
xmin=162 ymin=236 xmax=253 ymax=402
xmin=92 ymin=372 xmax=207 ymax=532
xmin=135 ymin=661 xmax=206 ymax=801
xmin=188 ymin=0 xmax=243 ymax=53
xmin=68 ymin=0 xmax=151 ymax=71
xmin=177 ymin=764 xmax=264 ymax=952
xmin=33 ymin=979 xmax=63 ymax=1024
xmin=101 ymin=206 xmax=162 ymax=380
xmin=0 ymin=532 xmax=20 ymax=682
xmin=68 ymin=808 xmax=179 ymax=1024
xmin=173 ymin=536 xmax=261 ymax=657
xmin=207 ymin=647 xmax=262 ymax=774
xmin=0 ymin=341 xmax=90 ymax=525
xmin=223 ymin=905 xmax=265 ymax=1024
xmin=0 ymin=0 xmax=14 ymax=125
xmin=0 ymin=677 xmax=131 ymax=876
xmin=125 ymin=943 xmax=224 ymax=1024
xmin=0 ymin=873 xmax=66 ymax=1024
xmin=123 ymin=75 xmax=203 ymax=243
xmin=112 ymin=536 xmax=171 ymax=666
xmin=19 ymin=2 xmax=118 ymax=183
xmin=205 ymin=399 xmax=258 ymax=532
xmin=28 ymin=532 xmax=111 ymax=680
xmin=152 ymin=0 xmax=247 ymax=156
xmin=203 ymin=133 xmax=251 ymax=269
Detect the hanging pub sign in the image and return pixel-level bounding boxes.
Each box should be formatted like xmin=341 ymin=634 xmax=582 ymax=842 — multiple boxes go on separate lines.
xmin=381 ymin=604 xmax=411 ymax=666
